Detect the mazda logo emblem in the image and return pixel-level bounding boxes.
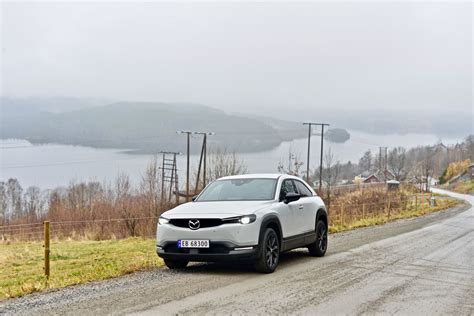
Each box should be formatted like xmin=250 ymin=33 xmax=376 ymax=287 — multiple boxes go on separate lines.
xmin=189 ymin=219 xmax=200 ymax=230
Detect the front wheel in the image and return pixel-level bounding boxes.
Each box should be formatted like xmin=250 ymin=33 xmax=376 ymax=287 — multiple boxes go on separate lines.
xmin=308 ymin=220 xmax=327 ymax=257
xmin=254 ymin=228 xmax=280 ymax=273
xmin=164 ymin=259 xmax=188 ymax=269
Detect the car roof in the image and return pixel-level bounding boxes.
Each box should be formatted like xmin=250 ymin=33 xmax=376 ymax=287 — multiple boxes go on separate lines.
xmin=218 ymin=173 xmax=297 ymax=181
xmin=218 ymin=173 xmax=281 ymax=180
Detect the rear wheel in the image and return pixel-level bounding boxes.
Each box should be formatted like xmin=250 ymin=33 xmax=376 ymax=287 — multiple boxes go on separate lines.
xmin=164 ymin=259 xmax=188 ymax=269
xmin=254 ymin=228 xmax=280 ymax=273
xmin=308 ymin=220 xmax=327 ymax=257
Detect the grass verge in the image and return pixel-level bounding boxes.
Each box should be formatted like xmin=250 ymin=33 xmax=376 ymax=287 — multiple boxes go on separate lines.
xmin=447 ymin=180 xmax=474 ymax=195
xmin=329 ymin=195 xmax=460 ymax=233
xmin=0 ymin=238 xmax=162 ymax=300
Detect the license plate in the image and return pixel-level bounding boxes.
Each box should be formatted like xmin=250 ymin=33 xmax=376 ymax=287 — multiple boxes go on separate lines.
xmin=178 ymin=240 xmax=210 ymax=248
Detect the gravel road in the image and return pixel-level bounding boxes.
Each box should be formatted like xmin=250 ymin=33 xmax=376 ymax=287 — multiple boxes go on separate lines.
xmin=1 ymin=189 xmax=473 ymax=315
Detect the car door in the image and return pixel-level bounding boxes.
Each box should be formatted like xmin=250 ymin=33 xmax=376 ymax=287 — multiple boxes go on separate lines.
xmin=277 ymin=179 xmax=303 ymax=237
xmin=294 ymin=180 xmax=318 ymax=233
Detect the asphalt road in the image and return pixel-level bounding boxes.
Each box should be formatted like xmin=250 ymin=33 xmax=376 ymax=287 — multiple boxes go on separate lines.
xmin=1 ymin=189 xmax=473 ymax=315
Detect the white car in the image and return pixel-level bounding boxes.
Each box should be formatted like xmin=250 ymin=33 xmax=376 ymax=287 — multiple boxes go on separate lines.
xmin=156 ymin=174 xmax=328 ymax=273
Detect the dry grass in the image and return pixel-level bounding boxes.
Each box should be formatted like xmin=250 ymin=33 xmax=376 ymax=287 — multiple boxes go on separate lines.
xmin=329 ymin=194 xmax=460 ymax=233
xmin=0 ymin=238 xmax=162 ymax=300
xmin=448 ymin=180 xmax=474 ymax=195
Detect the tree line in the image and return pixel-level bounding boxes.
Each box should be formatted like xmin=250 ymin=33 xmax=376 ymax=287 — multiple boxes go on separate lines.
xmin=0 ymin=149 xmax=247 ymax=238
xmin=1 ymin=136 xmax=472 ymax=238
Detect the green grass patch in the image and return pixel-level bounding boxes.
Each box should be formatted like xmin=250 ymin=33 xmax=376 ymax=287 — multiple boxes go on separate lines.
xmin=0 ymin=238 xmax=163 ymax=299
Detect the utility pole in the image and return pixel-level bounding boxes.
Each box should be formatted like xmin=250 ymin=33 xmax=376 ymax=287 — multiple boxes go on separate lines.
xmin=177 ymin=131 xmax=214 ymax=201
xmin=379 ymin=146 xmax=388 ymax=182
xmin=305 ymin=124 xmax=312 ymax=181
xmin=193 ymin=132 xmax=215 ymax=194
xmin=177 ymin=131 xmax=193 ymax=201
xmin=303 ymin=122 xmax=330 ymax=192
xmin=159 ymin=151 xmax=181 ymax=204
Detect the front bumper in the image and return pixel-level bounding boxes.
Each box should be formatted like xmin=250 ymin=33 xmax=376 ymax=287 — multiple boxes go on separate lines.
xmin=157 ymin=241 xmax=259 ymax=262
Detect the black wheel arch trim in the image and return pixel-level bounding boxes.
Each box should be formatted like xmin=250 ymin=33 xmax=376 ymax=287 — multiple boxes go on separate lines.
xmin=316 ymin=208 xmax=328 ymax=229
xmin=258 ymin=214 xmax=283 ymax=252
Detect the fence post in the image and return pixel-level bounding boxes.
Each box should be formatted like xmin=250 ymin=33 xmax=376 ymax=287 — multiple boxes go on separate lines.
xmin=362 ymin=204 xmax=365 ymax=220
xmin=415 ymin=196 xmax=418 ymax=212
xmin=44 ymin=221 xmax=50 ymax=281
xmin=340 ymin=204 xmax=344 ymax=226
xmin=387 ymin=197 xmax=391 ymax=220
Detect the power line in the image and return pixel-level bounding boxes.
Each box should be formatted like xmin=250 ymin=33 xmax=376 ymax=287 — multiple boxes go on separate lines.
xmin=303 ymin=122 xmax=330 ymax=192
xmin=176 ymin=131 xmax=214 ymax=201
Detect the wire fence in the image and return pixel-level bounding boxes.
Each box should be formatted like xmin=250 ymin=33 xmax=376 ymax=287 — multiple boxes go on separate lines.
xmin=329 ymin=194 xmax=432 ymax=227
xmin=0 ymin=191 xmax=452 ymax=299
xmin=0 ymin=192 xmax=434 ymax=242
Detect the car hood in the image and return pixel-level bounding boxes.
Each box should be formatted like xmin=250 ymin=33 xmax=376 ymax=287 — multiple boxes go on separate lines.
xmin=162 ymin=200 xmax=274 ymax=219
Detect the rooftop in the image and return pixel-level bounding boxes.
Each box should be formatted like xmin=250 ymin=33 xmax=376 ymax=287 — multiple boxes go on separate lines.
xmin=218 ymin=173 xmax=286 ymax=180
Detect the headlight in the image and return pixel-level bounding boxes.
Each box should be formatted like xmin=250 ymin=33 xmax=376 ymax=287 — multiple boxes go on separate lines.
xmin=223 ymin=214 xmax=256 ymax=225
xmin=239 ymin=215 xmax=256 ymax=224
xmin=158 ymin=216 xmax=169 ymax=225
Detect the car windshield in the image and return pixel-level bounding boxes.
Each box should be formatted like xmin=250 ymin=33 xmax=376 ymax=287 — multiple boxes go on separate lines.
xmin=196 ymin=178 xmax=277 ymax=201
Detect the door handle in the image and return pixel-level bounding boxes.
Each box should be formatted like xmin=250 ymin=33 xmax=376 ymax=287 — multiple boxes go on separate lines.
xmin=298 ymin=205 xmax=304 ymax=210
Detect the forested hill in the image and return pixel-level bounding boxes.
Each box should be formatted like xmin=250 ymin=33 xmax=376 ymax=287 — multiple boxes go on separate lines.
xmin=1 ymin=102 xmax=307 ymax=153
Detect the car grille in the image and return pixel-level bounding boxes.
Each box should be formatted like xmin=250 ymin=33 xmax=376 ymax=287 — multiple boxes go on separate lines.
xmin=164 ymin=243 xmax=230 ymax=254
xmin=169 ymin=218 xmax=224 ymax=229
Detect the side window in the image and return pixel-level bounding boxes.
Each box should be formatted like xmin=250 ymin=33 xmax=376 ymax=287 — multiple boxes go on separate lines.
xmin=295 ymin=181 xmax=313 ymax=197
xmin=280 ymin=179 xmax=297 ymax=200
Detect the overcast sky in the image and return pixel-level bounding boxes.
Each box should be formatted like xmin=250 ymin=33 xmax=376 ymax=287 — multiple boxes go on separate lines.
xmin=1 ymin=1 xmax=472 ymax=118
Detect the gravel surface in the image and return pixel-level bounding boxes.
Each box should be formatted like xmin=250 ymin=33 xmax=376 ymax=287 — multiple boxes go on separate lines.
xmin=1 ymin=189 xmax=472 ymax=315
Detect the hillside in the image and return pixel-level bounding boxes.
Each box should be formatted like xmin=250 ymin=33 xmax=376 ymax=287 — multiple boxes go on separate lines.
xmin=1 ymin=102 xmax=307 ymax=153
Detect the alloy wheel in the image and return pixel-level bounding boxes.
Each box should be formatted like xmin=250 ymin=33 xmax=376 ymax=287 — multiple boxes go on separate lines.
xmin=266 ymin=232 xmax=279 ymax=268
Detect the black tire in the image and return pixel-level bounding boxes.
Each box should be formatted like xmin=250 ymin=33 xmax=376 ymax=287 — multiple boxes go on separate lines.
xmin=308 ymin=220 xmax=328 ymax=257
xmin=164 ymin=259 xmax=189 ymax=269
xmin=254 ymin=228 xmax=280 ymax=273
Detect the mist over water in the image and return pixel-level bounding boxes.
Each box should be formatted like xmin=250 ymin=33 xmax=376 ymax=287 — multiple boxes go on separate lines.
xmin=0 ymin=131 xmax=462 ymax=189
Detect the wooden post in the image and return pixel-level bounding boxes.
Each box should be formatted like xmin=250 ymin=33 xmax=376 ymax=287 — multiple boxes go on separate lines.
xmin=341 ymin=204 xmax=344 ymax=226
xmin=362 ymin=204 xmax=365 ymax=220
xmin=195 ymin=136 xmax=206 ymax=195
xmin=44 ymin=221 xmax=50 ymax=280
xmin=387 ymin=197 xmax=391 ymax=220
xmin=415 ymin=196 xmax=418 ymax=212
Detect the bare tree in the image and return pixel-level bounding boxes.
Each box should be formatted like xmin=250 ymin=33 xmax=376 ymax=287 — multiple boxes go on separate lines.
xmin=0 ymin=182 xmax=7 ymax=224
xmin=277 ymin=150 xmax=304 ymax=177
xmin=465 ymin=135 xmax=474 ymax=161
xmin=24 ymin=186 xmax=43 ymax=222
xmin=6 ymin=178 xmax=23 ymax=219
xmin=140 ymin=156 xmax=161 ymax=217
xmin=206 ymin=148 xmax=248 ymax=182
xmin=388 ymin=147 xmax=407 ymax=180
xmin=115 ymin=174 xmax=138 ymax=236
xmin=419 ymin=147 xmax=435 ymax=191
xmin=359 ymin=150 xmax=373 ymax=173
xmin=322 ymin=149 xmax=341 ymax=210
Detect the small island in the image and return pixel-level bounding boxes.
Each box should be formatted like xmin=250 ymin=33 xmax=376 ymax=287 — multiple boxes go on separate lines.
xmin=324 ymin=128 xmax=351 ymax=143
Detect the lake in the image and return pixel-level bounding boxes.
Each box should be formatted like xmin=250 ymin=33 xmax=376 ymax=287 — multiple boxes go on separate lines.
xmin=0 ymin=130 xmax=462 ymax=189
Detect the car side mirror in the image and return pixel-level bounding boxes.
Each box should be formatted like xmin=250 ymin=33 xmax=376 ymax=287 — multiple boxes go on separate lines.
xmin=284 ymin=192 xmax=300 ymax=204
xmin=191 ymin=195 xmax=198 ymax=202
